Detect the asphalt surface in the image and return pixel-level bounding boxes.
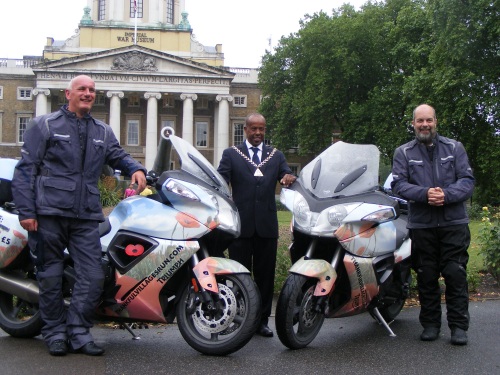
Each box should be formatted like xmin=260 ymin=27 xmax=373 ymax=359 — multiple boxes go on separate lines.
xmin=1 ymin=299 xmax=499 ymax=375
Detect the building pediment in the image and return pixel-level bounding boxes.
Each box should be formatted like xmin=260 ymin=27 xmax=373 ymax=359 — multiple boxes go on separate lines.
xmin=32 ymin=45 xmax=234 ymax=95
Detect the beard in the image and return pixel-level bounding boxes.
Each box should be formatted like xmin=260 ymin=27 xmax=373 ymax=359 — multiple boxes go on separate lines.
xmin=415 ymin=128 xmax=436 ymax=144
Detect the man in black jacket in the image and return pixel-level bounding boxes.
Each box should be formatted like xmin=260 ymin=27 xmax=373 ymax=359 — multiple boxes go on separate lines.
xmin=13 ymin=75 xmax=146 ymax=356
xmin=217 ymin=113 xmax=296 ymax=337
xmin=391 ymin=104 xmax=474 ymax=345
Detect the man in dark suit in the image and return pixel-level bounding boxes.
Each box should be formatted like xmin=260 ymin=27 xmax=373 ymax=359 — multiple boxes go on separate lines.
xmin=217 ymin=113 xmax=296 ymax=337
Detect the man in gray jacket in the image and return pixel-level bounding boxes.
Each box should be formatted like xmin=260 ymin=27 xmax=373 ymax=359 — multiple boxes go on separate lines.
xmin=13 ymin=75 xmax=146 ymax=356
xmin=391 ymin=104 xmax=474 ymax=345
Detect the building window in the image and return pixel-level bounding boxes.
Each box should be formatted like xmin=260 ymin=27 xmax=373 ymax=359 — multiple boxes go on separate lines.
xmin=128 ymin=94 xmax=140 ymax=107
xmin=95 ymin=93 xmax=105 ymax=106
xmin=58 ymin=91 xmax=66 ymax=105
xmin=233 ymin=122 xmax=244 ymax=145
xmin=162 ymin=96 xmax=175 ymax=108
xmin=161 ymin=119 xmax=175 ymax=130
xmin=17 ymin=116 xmax=31 ymax=143
xmin=130 ymin=0 xmax=143 ymax=18
xmin=233 ymin=95 xmax=247 ymax=108
xmin=98 ymin=0 xmax=105 ymax=20
xmin=92 ymin=115 xmax=107 ymax=123
xmin=17 ymin=87 xmax=33 ymax=100
xmin=196 ymin=97 xmax=208 ymax=109
xmin=127 ymin=120 xmax=140 ymax=145
xmin=166 ymin=0 xmax=174 ymax=24
xmin=0 ymin=86 xmax=3 ymax=99
xmin=195 ymin=121 xmax=208 ymax=148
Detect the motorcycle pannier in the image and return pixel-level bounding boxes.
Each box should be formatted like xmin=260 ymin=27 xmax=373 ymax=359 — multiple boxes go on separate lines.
xmin=0 ymin=158 xmax=28 ymax=269
xmin=0 ymin=158 xmax=18 ymax=206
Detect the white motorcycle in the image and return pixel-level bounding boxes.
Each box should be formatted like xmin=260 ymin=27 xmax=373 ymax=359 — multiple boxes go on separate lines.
xmin=0 ymin=127 xmax=261 ymax=356
xmin=276 ymin=141 xmax=411 ymax=349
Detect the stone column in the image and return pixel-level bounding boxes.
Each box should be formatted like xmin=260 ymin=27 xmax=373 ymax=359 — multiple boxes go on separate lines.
xmin=180 ymin=93 xmax=197 ymax=145
xmin=33 ymin=88 xmax=51 ymax=116
xmin=144 ymin=92 xmax=161 ymax=170
xmin=106 ymin=91 xmax=124 ymax=142
xmin=215 ymin=94 xmax=233 ymax=166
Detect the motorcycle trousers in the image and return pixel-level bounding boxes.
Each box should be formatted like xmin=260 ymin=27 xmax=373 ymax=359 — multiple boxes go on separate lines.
xmin=410 ymin=224 xmax=470 ymax=331
xmin=28 ymin=215 xmax=104 ymax=348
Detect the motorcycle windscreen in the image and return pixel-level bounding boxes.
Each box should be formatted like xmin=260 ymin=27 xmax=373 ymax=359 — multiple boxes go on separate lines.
xmin=299 ymin=142 xmax=379 ymax=199
xmin=169 ymin=135 xmax=232 ymax=198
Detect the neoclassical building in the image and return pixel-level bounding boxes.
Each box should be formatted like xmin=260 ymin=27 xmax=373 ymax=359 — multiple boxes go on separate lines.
xmin=0 ymin=0 xmax=307 ymax=172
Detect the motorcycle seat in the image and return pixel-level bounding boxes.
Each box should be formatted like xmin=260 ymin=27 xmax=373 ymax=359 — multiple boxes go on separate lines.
xmin=99 ymin=218 xmax=112 ymax=237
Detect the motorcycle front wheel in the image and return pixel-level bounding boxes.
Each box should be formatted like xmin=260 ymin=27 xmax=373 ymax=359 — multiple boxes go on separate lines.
xmin=0 ymin=272 xmax=43 ymax=338
xmin=176 ymin=273 xmax=261 ymax=356
xmin=275 ymin=274 xmax=325 ymax=349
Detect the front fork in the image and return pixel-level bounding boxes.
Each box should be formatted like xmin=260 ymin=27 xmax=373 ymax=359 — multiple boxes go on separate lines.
xmin=186 ymin=250 xmax=251 ymax=313
xmin=289 ymin=240 xmax=344 ymax=312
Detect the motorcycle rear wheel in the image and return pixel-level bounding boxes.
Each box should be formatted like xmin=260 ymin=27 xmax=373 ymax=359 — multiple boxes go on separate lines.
xmin=176 ymin=273 xmax=261 ymax=356
xmin=0 ymin=273 xmax=43 ymax=338
xmin=275 ymin=274 xmax=325 ymax=349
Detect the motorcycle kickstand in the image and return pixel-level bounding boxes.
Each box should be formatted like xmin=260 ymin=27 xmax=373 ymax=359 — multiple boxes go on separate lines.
xmin=120 ymin=323 xmax=141 ymax=340
xmin=371 ymin=307 xmax=397 ymax=337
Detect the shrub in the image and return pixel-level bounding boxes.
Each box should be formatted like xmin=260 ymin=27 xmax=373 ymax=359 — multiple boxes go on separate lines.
xmin=98 ymin=176 xmax=122 ymax=207
xmin=477 ymin=206 xmax=500 ymax=283
xmin=467 ymin=201 xmax=483 ymax=221
xmin=275 ymin=198 xmax=287 ymax=211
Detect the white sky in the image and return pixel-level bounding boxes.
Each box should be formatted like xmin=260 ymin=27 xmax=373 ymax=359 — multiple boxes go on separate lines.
xmin=1 ymin=0 xmax=367 ymax=68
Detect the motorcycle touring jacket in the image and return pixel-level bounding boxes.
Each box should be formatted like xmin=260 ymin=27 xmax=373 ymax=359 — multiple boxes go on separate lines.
xmin=13 ymin=105 xmax=146 ymax=222
xmin=391 ymin=134 xmax=474 ymax=229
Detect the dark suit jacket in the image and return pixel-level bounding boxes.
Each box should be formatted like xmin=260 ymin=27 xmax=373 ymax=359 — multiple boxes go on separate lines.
xmin=217 ymin=143 xmax=292 ymax=238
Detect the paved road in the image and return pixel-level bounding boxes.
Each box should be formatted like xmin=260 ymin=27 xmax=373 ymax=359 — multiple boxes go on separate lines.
xmin=1 ymin=300 xmax=499 ymax=375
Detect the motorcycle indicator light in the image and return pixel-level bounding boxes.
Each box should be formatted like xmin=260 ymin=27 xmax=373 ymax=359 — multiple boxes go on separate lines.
xmin=361 ymin=208 xmax=395 ymax=223
xmin=165 ymin=179 xmax=200 ymax=201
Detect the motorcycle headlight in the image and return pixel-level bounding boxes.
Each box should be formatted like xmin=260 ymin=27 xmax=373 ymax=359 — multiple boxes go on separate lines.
xmin=214 ymin=195 xmax=240 ymax=236
xmin=327 ymin=205 xmax=349 ymax=227
xmin=293 ymin=193 xmax=312 ymax=228
xmin=310 ymin=203 xmax=361 ymax=236
xmin=200 ymin=187 xmax=240 ymax=237
xmin=164 ymin=179 xmax=200 ymax=201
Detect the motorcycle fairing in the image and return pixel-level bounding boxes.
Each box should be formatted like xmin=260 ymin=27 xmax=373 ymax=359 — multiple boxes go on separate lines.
xmin=330 ymin=254 xmax=379 ymax=318
xmin=335 ymin=221 xmax=398 ymax=257
xmin=289 ymin=257 xmax=337 ymax=296
xmin=192 ymin=257 xmax=251 ymax=293
xmin=394 ymin=238 xmax=411 ymax=264
xmin=100 ymin=196 xmax=212 ymax=245
xmin=0 ymin=210 xmax=28 ymax=269
xmin=102 ymin=239 xmax=200 ymax=322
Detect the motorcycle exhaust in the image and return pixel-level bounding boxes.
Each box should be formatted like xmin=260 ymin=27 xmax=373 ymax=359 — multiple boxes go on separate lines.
xmin=0 ymin=270 xmax=40 ymax=304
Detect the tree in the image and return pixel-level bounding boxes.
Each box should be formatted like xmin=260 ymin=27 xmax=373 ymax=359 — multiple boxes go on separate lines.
xmin=258 ymin=0 xmax=500 ymax=205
